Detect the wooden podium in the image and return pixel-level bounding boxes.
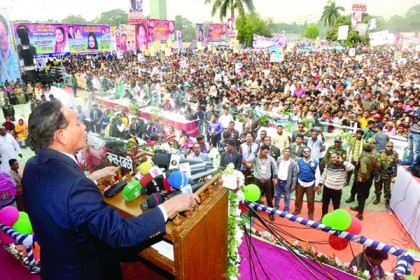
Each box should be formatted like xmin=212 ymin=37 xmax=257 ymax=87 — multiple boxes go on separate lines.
xmin=104 ymin=174 xmax=229 ymax=279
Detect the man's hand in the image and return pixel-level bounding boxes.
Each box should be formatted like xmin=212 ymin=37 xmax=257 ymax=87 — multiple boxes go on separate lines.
xmin=272 ymin=178 xmax=278 ymax=186
xmin=161 ymin=193 xmax=201 ymax=217
xmin=88 ymin=166 xmax=118 ymax=182
xmin=315 ymin=185 xmax=322 ymax=195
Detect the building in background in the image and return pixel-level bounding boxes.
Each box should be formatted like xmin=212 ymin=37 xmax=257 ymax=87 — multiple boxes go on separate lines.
xmin=150 ymin=0 xmax=167 ymax=20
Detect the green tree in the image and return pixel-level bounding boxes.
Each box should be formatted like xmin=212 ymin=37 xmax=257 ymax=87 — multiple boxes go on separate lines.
xmin=61 ymin=15 xmax=88 ymax=25
xmin=326 ymin=15 xmax=369 ymax=47
xmin=304 ymin=25 xmax=320 ymax=40
xmin=174 ymin=15 xmax=196 ymax=42
xmin=94 ymin=9 xmax=128 ymax=26
xmin=320 ymin=0 xmax=345 ymax=27
xmin=236 ymin=13 xmax=274 ymax=47
xmin=204 ymin=0 xmax=255 ymax=21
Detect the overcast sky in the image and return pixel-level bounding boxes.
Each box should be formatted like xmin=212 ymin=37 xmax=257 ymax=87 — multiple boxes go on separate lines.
xmin=3 ymin=0 xmax=420 ymax=24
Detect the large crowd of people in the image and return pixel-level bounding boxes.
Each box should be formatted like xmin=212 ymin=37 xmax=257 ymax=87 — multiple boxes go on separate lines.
xmin=1 ymin=44 xmax=420 ymax=217
xmin=1 ymin=41 xmax=419 ymax=279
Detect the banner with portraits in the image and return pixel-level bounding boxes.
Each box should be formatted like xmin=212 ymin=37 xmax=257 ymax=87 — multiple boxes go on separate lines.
xmin=196 ymin=24 xmax=204 ymax=42
xmin=207 ymin=24 xmax=227 ymax=42
xmin=135 ymin=19 xmax=150 ymax=52
xmin=0 ymin=8 xmax=20 ymax=83
xmin=227 ymin=18 xmax=236 ymax=36
xmin=176 ymin=30 xmax=183 ymax=49
xmin=252 ymin=33 xmax=285 ymax=50
xmin=116 ymin=24 xmax=136 ymax=52
xmin=13 ymin=23 xmax=111 ymax=55
xmin=147 ymin=19 xmax=175 ymax=42
xmin=128 ymin=0 xmax=144 ymax=24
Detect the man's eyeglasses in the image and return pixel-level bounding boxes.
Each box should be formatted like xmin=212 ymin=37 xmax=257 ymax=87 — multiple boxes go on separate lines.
xmin=303 ymin=151 xmax=310 ymax=153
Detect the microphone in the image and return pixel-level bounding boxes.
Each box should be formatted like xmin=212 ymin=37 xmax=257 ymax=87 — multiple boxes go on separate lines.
xmin=140 ymin=193 xmax=165 ymax=211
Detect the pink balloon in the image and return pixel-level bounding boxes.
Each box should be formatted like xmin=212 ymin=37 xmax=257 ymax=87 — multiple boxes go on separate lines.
xmin=0 ymin=206 xmax=19 ymax=226
xmin=345 ymin=216 xmax=362 ymax=235
xmin=0 ymin=230 xmax=15 ymax=245
xmin=329 ymin=234 xmax=349 ymax=251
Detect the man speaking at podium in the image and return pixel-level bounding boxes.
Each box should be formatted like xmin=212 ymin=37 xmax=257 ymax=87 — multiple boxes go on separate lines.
xmin=22 ymin=100 xmax=200 ymax=280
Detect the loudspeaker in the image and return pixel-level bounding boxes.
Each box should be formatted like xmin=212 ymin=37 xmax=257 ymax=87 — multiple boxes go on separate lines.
xmin=20 ymin=48 xmax=34 ymax=66
xmin=16 ymin=25 xmax=30 ymax=45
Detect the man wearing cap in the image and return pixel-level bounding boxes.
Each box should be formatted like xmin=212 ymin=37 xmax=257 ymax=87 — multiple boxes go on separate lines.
xmin=350 ymin=143 xmax=378 ymax=220
xmin=346 ymin=129 xmax=364 ymax=186
xmin=0 ymin=126 xmax=22 ymax=171
xmin=321 ymin=136 xmax=347 ymax=169
xmin=220 ymin=140 xmax=242 ymax=170
xmin=375 ymin=142 xmax=398 ymax=209
xmin=22 ymin=100 xmax=200 ymax=279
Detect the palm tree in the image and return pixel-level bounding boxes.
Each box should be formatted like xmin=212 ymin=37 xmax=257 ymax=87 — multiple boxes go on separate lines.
xmin=320 ymin=0 xmax=345 ymax=27
xmin=204 ymin=0 xmax=255 ymax=21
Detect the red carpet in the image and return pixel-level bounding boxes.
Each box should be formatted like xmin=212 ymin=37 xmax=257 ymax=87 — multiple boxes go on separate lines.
xmin=0 ymin=246 xmax=40 ymax=280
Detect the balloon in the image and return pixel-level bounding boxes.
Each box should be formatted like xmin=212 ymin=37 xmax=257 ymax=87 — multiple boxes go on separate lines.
xmin=243 ymin=184 xmax=261 ymax=202
xmin=404 ymin=276 xmax=418 ymax=280
xmin=345 ymin=216 xmax=362 ymax=234
xmin=329 ymin=234 xmax=349 ymax=251
xmin=0 ymin=206 xmax=19 ymax=226
xmin=12 ymin=218 xmax=33 ymax=235
xmin=328 ymin=209 xmax=352 ymax=231
xmin=0 ymin=231 xmax=15 ymax=245
xmin=18 ymin=212 xmax=29 ymax=221
xmin=321 ymin=213 xmax=334 ymax=226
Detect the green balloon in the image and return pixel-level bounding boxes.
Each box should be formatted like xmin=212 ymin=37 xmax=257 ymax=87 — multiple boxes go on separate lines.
xmin=321 ymin=213 xmax=334 ymax=226
xmin=18 ymin=212 xmax=29 ymax=220
xmin=243 ymin=184 xmax=261 ymax=202
xmin=405 ymin=276 xmax=418 ymax=280
xmin=328 ymin=209 xmax=352 ymax=231
xmin=12 ymin=218 xmax=33 ymax=235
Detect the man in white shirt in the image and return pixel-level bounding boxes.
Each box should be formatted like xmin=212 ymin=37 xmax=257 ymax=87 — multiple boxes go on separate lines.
xmin=218 ymin=107 xmax=234 ymax=129
xmin=0 ymin=127 xmax=22 ymax=171
xmin=274 ymin=148 xmax=298 ymax=213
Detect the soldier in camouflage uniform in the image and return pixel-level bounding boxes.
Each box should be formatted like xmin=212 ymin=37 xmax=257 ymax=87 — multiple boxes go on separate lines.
xmin=374 ymin=141 xmax=399 ymax=209
xmin=321 ymin=136 xmax=347 ymax=173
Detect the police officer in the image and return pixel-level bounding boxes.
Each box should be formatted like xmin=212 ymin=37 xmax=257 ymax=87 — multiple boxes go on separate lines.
xmin=374 ymin=141 xmax=398 ymax=209
xmin=321 ymin=136 xmax=347 ymax=172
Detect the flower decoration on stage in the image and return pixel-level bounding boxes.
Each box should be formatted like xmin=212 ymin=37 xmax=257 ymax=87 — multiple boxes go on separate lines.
xmin=221 ymin=164 xmax=246 ymax=279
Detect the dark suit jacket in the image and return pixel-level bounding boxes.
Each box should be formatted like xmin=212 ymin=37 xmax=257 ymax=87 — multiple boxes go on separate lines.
xmin=269 ymin=145 xmax=281 ymax=161
xmin=90 ymin=108 xmax=103 ymax=124
xmin=220 ymin=150 xmax=242 ymax=170
xmin=22 ymin=149 xmax=166 ymax=280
